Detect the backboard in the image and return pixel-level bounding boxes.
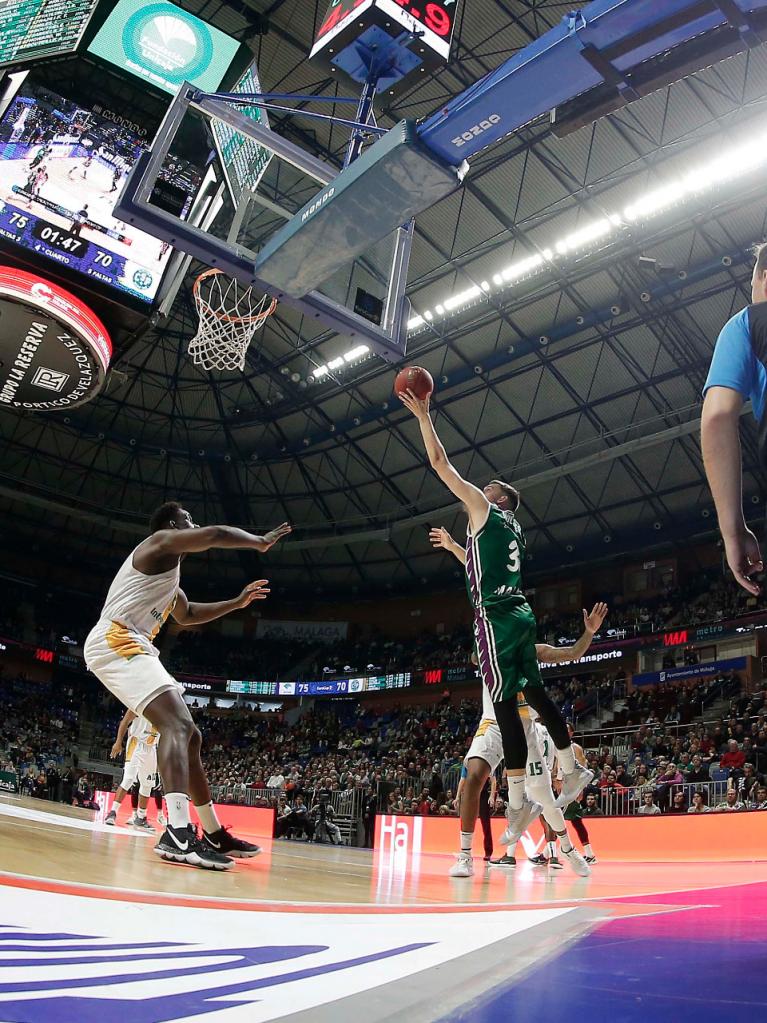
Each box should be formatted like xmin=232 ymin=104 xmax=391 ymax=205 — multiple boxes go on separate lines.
xmin=114 ymin=81 xmax=466 ymax=363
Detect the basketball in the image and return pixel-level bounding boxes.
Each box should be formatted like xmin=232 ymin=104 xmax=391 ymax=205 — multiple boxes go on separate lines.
xmin=394 ymin=365 xmax=434 ymax=400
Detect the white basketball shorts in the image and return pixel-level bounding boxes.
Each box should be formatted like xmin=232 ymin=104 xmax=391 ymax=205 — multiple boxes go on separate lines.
xmin=120 ymin=741 xmax=158 ymax=797
xmin=85 ymin=620 xmax=183 ymax=716
xmin=465 ymin=718 xmax=504 ymax=773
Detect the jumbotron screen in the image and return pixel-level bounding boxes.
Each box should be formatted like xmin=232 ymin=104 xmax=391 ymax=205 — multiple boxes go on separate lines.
xmin=0 ymin=79 xmax=202 ymax=305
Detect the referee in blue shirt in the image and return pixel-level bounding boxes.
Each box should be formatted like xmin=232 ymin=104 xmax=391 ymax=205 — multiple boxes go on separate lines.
xmin=702 ymin=243 xmax=767 ymax=595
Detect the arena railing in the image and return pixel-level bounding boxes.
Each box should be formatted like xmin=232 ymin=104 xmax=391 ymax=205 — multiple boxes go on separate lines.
xmin=209 ymin=784 xmax=366 ymax=822
xmin=596 ymin=779 xmax=732 ymax=815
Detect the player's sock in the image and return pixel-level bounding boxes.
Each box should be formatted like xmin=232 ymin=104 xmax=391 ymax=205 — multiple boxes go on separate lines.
xmin=460 ymin=831 xmax=473 ymax=854
xmin=559 ymin=833 xmax=573 ymax=854
xmin=584 ymin=843 xmax=594 ymax=858
xmin=508 ymin=776 xmax=525 ymax=810
xmin=166 ymin=793 xmax=191 ymax=830
xmin=112 ymin=799 xmax=122 ymax=814
xmin=545 ymin=841 xmax=556 ymax=860
xmin=195 ymin=801 xmax=222 ymax=835
xmin=507 ymin=839 xmax=518 ymax=857
xmin=136 ymin=807 xmax=147 ymax=821
xmin=557 ymin=745 xmax=576 ymax=773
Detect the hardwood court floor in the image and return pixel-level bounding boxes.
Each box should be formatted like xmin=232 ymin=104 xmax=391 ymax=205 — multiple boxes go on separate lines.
xmin=1 ymin=794 xmax=765 ymax=1022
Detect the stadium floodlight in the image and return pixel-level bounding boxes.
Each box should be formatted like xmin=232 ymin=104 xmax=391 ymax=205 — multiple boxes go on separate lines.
xmin=311 ymin=344 xmax=371 ymax=381
xmin=406 ymin=125 xmax=767 ymax=336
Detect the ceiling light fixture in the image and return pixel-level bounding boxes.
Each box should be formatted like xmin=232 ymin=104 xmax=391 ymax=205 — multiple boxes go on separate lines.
xmin=406 ymin=128 xmax=767 ymax=333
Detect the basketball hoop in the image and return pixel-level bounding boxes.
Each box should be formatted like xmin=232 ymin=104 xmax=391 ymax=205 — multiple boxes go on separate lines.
xmin=189 ymin=268 xmax=277 ymax=372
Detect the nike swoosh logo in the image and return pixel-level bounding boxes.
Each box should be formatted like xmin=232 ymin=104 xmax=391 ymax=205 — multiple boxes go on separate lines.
xmin=167 ymin=830 xmax=189 ymax=851
xmin=206 ymin=838 xmax=221 ymax=849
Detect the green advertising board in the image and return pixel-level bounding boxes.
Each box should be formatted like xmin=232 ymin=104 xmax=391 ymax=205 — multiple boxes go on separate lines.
xmin=88 ymin=0 xmax=240 ymax=95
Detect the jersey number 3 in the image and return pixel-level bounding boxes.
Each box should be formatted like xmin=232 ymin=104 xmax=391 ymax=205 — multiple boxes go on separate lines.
xmin=506 ymin=540 xmax=520 ymax=573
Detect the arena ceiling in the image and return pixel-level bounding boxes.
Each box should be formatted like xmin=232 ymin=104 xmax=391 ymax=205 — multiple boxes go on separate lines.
xmin=2 ymin=0 xmax=767 ymax=598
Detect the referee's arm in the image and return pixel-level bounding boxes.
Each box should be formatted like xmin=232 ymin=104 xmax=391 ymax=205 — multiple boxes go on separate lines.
xmin=702 ymin=310 xmax=762 ymax=595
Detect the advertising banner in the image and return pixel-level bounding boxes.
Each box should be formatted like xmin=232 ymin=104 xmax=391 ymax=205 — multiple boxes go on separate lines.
xmin=255 ymin=619 xmax=348 ymax=643
xmin=631 ymin=655 xmax=747 ymax=688
xmin=0 ymin=770 xmax=18 ymax=793
xmin=375 ymin=808 xmax=767 ymax=863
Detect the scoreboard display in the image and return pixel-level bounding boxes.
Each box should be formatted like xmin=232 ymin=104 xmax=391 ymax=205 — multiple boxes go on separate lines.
xmin=210 ymin=59 xmax=274 ymax=207
xmin=226 ymin=679 xmax=279 ymax=696
xmin=0 ymin=0 xmax=99 ymax=70
xmin=310 ymin=0 xmax=460 ymax=69
xmin=0 ymin=77 xmax=202 ymax=306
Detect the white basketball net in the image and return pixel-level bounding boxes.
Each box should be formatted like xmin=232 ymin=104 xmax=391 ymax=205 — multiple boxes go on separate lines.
xmin=189 ymin=269 xmax=277 ymax=372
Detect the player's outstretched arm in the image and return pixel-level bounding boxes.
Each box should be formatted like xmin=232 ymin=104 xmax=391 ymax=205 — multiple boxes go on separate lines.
xmin=429 ymin=526 xmax=466 ymax=565
xmin=148 ymin=522 xmax=291 ymax=557
xmin=172 ymin=581 xmax=271 ymax=626
xmin=535 ymin=602 xmax=608 ymax=663
xmin=399 ymin=390 xmax=488 ymax=528
xmin=702 ymin=387 xmax=762 ymax=595
xmin=110 ymin=708 xmax=136 ymax=759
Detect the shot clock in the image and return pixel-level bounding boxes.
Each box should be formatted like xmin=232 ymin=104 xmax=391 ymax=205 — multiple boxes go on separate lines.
xmin=310 ymin=0 xmax=459 ymax=94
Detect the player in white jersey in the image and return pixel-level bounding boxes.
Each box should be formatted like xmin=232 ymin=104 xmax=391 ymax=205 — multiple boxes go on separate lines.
xmin=431 ymin=522 xmax=604 ymax=877
xmin=85 ymin=500 xmax=291 ymax=870
xmin=105 ymin=709 xmax=161 ymax=830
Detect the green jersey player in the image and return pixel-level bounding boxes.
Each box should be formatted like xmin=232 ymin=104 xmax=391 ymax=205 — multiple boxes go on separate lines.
xmin=399 ymin=387 xmax=594 ymax=851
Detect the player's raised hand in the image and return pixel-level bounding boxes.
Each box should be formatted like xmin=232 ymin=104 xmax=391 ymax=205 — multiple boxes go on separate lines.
xmin=583 ymin=601 xmax=608 ymax=634
xmin=398 ymin=388 xmax=431 ymax=419
xmin=237 ymin=580 xmax=271 ymax=606
xmin=262 ymin=522 xmax=292 ymax=549
xmin=429 ymin=526 xmax=455 ymax=551
xmin=109 ymin=741 xmax=122 ymax=760
xmin=724 ymin=528 xmax=763 ymax=596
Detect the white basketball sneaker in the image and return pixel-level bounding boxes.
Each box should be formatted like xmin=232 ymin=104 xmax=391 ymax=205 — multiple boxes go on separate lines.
xmin=449 ymin=852 xmax=474 ymax=878
xmin=561 ymin=845 xmax=592 ymax=877
xmin=500 ymin=796 xmax=543 ymax=845
xmin=554 ymin=764 xmax=595 ymax=808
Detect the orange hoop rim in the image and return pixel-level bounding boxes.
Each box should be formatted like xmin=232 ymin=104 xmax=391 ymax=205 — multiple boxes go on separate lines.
xmin=192 ymin=267 xmax=278 ymax=325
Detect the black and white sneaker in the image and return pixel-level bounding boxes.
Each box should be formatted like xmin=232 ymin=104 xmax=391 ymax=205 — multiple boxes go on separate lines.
xmin=132 ymin=816 xmax=154 ymax=831
xmin=154 ymin=825 xmax=234 ymax=870
xmin=529 ymin=854 xmax=548 ymax=865
xmin=489 ymin=854 xmax=517 ymax=867
xmin=584 ymin=854 xmax=598 ymax=865
xmin=203 ymin=826 xmax=261 ymax=859
xmin=104 ymin=809 xmax=116 ymax=826
xmin=548 ymin=856 xmax=564 ymax=870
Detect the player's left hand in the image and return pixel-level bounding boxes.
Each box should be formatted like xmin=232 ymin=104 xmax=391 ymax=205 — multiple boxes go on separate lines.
xmin=109 ymin=742 xmax=122 ymax=759
xmin=583 ymin=601 xmax=608 ymax=635
xmin=236 ymin=580 xmax=271 ymax=606
xmin=398 ymin=388 xmax=431 ymax=418
xmin=262 ymin=522 xmax=292 ymax=549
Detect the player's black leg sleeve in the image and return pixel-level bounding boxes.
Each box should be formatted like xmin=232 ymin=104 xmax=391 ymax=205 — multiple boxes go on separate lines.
xmin=523 ymin=686 xmax=571 ymax=750
xmin=572 ymin=818 xmax=589 ymax=844
xmin=492 ymin=697 xmax=527 ymax=771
